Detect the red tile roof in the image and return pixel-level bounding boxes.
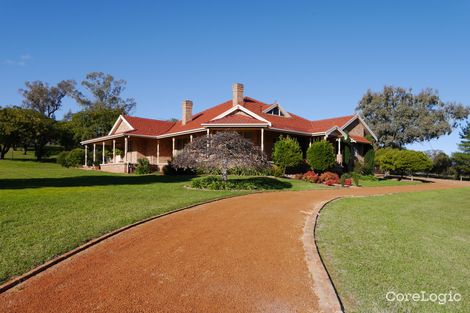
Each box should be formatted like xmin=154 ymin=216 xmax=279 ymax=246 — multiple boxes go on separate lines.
xmin=350 ymin=135 xmax=371 ymax=144
xmin=204 ymin=114 xmax=268 ymax=125
xmin=124 ymin=116 xmax=175 ymax=136
xmin=309 ymin=115 xmax=355 ymax=133
xmin=165 ymin=100 xmax=234 ymax=134
xmin=120 ymin=97 xmax=359 ymax=137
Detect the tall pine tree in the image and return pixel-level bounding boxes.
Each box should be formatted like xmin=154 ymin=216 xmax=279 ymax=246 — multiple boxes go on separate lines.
xmin=452 ymin=122 xmax=470 ymax=178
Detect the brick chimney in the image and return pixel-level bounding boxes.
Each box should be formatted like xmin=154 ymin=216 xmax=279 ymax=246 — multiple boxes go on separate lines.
xmin=232 ymin=83 xmax=244 ymax=107
xmin=182 ymin=100 xmax=193 ymax=125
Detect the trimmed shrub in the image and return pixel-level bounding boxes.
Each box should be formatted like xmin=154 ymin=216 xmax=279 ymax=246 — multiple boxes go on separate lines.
xmin=272 ymin=136 xmax=303 ymax=173
xmin=66 ymin=148 xmax=85 ymax=168
xmin=362 ymin=149 xmax=375 ymax=175
xmin=191 ymin=176 xmax=291 ymax=190
xmin=319 ymin=171 xmax=339 ymax=185
xmin=303 ymin=170 xmax=319 ymax=183
xmin=135 ymin=158 xmax=152 ymax=174
xmin=56 ymin=151 xmax=70 ymax=167
xmin=272 ymin=165 xmax=285 ymax=178
xmin=376 ymin=148 xmax=432 ymax=176
xmin=306 ymin=141 xmax=336 ymax=172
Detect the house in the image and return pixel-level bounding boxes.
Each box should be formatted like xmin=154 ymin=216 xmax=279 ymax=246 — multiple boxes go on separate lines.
xmin=80 ymin=83 xmax=377 ymax=173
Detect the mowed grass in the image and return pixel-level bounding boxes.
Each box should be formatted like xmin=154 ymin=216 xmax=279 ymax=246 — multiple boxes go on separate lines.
xmin=316 ymin=188 xmax=470 ymax=313
xmin=0 ymin=160 xmax=323 ymax=283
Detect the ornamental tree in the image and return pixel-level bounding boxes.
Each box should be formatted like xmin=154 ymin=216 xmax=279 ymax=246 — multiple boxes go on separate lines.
xmin=172 ymin=132 xmax=268 ymax=181
xmin=272 ymin=136 xmax=303 ymax=173
xmin=306 ymin=141 xmax=336 ymax=172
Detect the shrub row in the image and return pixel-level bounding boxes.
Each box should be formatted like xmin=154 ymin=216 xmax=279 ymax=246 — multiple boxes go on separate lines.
xmin=191 ymin=176 xmax=291 ymax=190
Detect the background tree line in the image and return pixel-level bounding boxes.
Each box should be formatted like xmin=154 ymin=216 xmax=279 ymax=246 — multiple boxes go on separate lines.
xmin=0 ymin=72 xmax=135 ymax=160
xmin=357 ymin=86 xmax=470 ymax=179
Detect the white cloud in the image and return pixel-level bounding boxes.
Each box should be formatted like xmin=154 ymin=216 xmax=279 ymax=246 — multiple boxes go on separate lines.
xmin=3 ymin=54 xmax=32 ymax=66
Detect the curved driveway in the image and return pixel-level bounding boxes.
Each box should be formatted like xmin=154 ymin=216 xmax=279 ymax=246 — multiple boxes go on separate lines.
xmin=1 ymin=179 xmax=468 ymax=313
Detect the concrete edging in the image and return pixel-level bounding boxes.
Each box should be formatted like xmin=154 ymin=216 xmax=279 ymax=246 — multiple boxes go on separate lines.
xmin=302 ymin=197 xmax=345 ymax=313
xmin=0 ymin=194 xmax=244 ymax=294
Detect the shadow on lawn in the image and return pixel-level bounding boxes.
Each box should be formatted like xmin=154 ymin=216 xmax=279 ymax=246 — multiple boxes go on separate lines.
xmin=0 ymin=175 xmax=195 ymax=190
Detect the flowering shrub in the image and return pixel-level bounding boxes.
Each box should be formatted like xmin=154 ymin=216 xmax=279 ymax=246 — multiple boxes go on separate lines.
xmin=303 ymin=170 xmax=319 ymax=183
xmin=344 ymin=178 xmax=352 ymax=186
xmin=319 ymin=172 xmax=340 ymax=185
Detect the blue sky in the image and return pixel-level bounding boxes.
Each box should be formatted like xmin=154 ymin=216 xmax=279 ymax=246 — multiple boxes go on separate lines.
xmin=1 ymin=0 xmax=469 ymax=154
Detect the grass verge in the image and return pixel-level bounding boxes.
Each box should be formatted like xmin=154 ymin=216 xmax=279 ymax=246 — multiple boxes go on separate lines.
xmin=0 ymin=160 xmax=320 ymax=283
xmin=316 ymin=188 xmax=470 ymax=313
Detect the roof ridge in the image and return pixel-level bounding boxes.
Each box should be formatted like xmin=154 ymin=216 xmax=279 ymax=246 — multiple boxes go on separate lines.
xmin=125 ymin=115 xmax=175 ymax=124
xmin=310 ymin=114 xmax=355 ymax=123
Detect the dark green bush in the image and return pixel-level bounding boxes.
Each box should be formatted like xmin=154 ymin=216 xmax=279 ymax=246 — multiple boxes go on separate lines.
xmin=352 ymin=172 xmax=360 ymax=186
xmin=56 ymin=148 xmax=85 ymax=168
xmin=272 ymin=136 xmax=303 ymax=174
xmin=362 ymin=149 xmax=375 ymax=175
xmin=344 ymin=145 xmax=351 ymax=169
xmin=306 ymin=141 xmax=336 ymax=172
xmin=135 ymin=158 xmax=152 ymax=174
xmin=162 ymin=161 xmax=195 ymax=175
xmin=57 ymin=149 xmax=84 ymax=168
xmin=56 ymin=151 xmax=70 ymax=167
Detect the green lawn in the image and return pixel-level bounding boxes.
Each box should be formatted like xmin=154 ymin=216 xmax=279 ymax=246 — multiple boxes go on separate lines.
xmin=0 ymin=160 xmax=321 ymax=283
xmin=316 ymin=188 xmax=470 ymax=313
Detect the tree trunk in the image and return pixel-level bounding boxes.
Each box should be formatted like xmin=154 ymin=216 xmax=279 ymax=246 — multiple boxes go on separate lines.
xmin=0 ymin=145 xmax=10 ymax=159
xmin=221 ymin=167 xmax=228 ymax=182
xmin=23 ymin=145 xmax=28 ymax=155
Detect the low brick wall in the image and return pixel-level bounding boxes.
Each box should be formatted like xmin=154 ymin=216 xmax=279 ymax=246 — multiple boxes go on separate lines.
xmin=100 ymin=163 xmax=127 ymax=173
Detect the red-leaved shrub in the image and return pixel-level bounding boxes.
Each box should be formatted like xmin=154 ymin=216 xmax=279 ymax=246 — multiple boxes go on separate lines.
xmin=319 ymin=172 xmax=340 ymax=185
xmin=344 ymin=178 xmax=352 ymax=186
xmin=303 ymin=170 xmax=319 ymax=183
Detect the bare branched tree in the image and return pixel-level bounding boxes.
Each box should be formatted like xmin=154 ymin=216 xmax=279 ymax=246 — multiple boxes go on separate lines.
xmin=20 ymin=80 xmax=75 ymax=118
xmin=173 ymin=132 xmax=269 ymax=181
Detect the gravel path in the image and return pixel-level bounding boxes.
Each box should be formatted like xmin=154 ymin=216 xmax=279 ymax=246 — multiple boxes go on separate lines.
xmin=1 ymin=179 xmax=468 ymax=313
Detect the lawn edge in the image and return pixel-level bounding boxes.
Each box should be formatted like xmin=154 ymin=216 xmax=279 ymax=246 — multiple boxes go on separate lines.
xmin=0 ymin=193 xmax=247 ymax=294
xmin=303 ymin=197 xmax=345 ymax=313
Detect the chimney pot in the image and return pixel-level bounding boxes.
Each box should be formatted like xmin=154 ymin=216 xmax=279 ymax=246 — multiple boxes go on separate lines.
xmin=232 ymin=83 xmax=244 ymax=107
xmin=182 ymin=100 xmax=193 ymax=125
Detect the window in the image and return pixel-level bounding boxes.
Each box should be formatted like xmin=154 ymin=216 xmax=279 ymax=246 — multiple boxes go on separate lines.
xmin=267 ymin=107 xmax=284 ymax=116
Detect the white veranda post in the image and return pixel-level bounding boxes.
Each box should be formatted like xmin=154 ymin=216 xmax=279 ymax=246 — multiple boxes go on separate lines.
xmin=124 ymin=137 xmax=128 ymax=163
xmin=84 ymin=145 xmax=88 ymax=166
xmin=157 ymin=140 xmax=160 ymax=164
xmin=336 ymin=138 xmax=342 ymax=164
xmin=113 ymin=140 xmax=116 ymax=163
xmin=102 ymin=142 xmax=105 ymax=164
xmin=261 ymin=128 xmax=264 ymax=153
xmin=93 ymin=144 xmax=96 ymax=164
xmin=172 ymin=137 xmax=176 ymax=157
